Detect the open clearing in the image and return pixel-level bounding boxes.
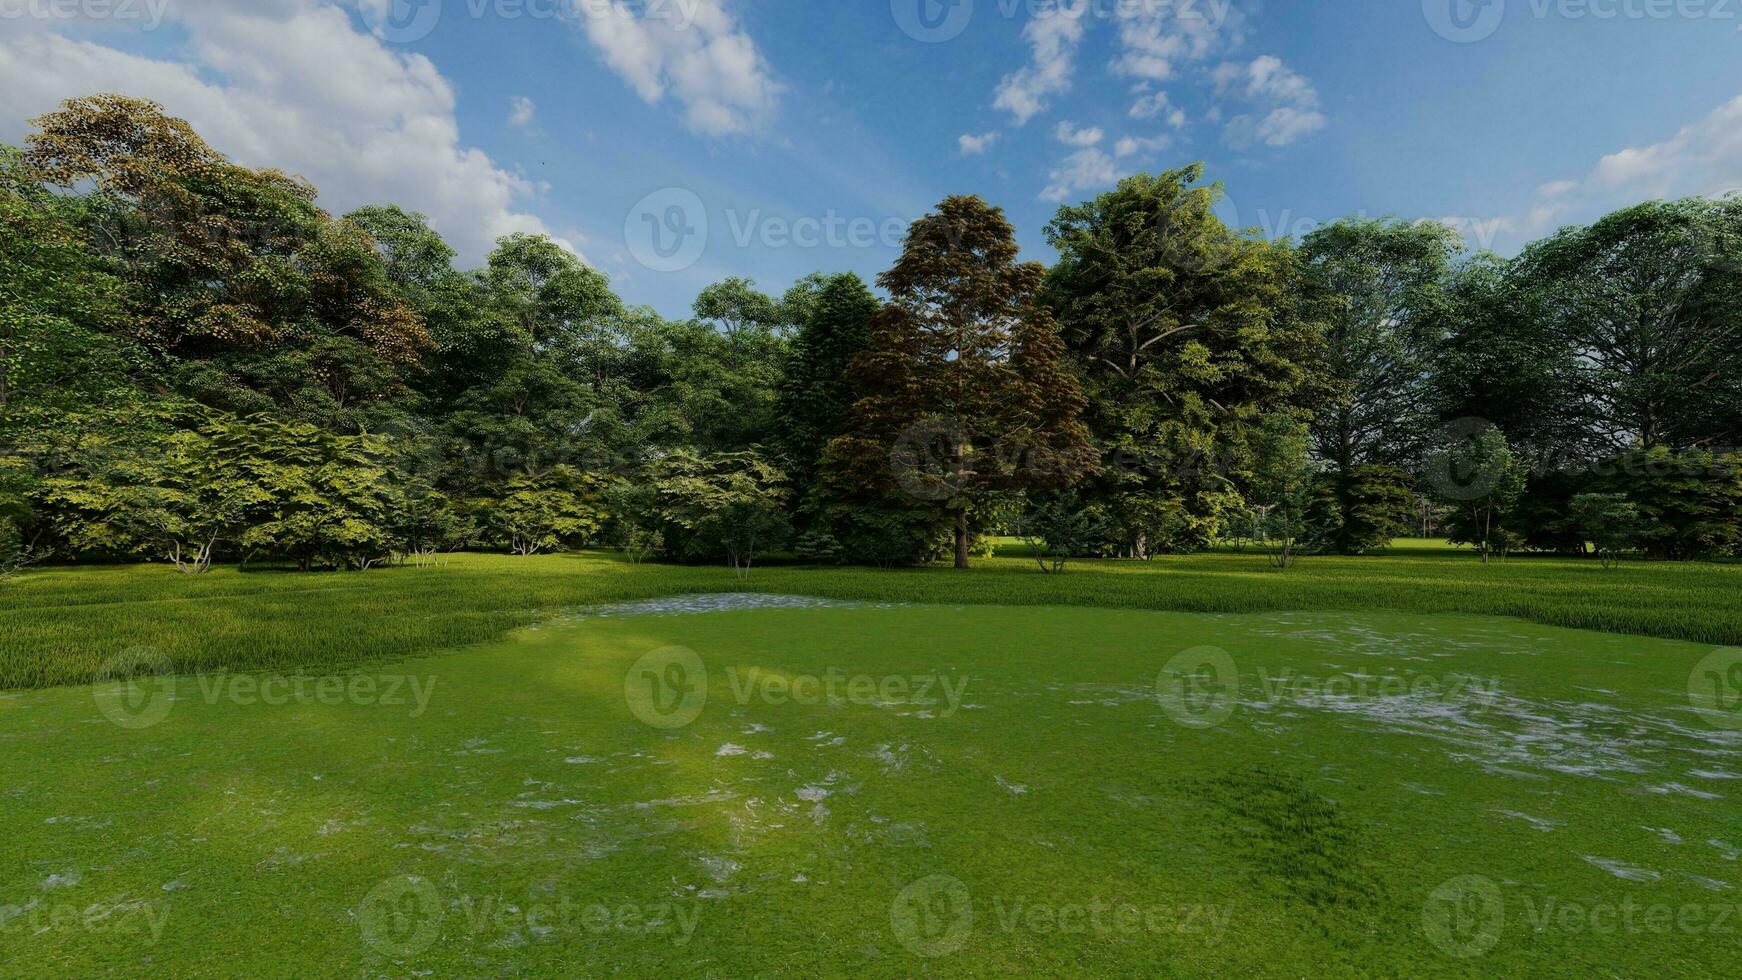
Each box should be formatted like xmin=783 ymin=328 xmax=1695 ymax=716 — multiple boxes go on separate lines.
xmin=3 ymin=580 xmax=1739 ymax=976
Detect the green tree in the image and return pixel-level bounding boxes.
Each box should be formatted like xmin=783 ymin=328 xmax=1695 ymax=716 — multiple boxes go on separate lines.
xmin=35 ymin=414 xmax=254 ymax=572
xmin=774 ymin=272 xmax=878 ymax=489
xmin=1434 ymin=253 xmax=1590 ymax=466
xmin=1594 ymin=449 xmax=1742 ymax=561
xmin=24 ymin=95 xmax=433 ymax=433
xmin=0 ymin=145 xmax=136 ymax=420
xmin=1305 ymin=465 xmax=1417 ymax=555
xmin=1568 ymin=493 xmax=1643 ymax=569
xmin=628 ymin=315 xmax=787 ymax=453
xmin=483 ymin=233 xmax=622 ymax=351
xmin=1508 ymin=199 xmax=1742 ymax=453
xmin=227 ymin=419 xmax=402 ymax=571
xmin=483 ymin=465 xmax=607 ymax=556
xmin=390 ymin=478 xmax=474 ymax=565
xmin=1249 ymin=415 xmax=1316 ymax=569
xmin=832 ymin=195 xmax=1098 ymax=569
xmin=1432 ymin=425 xmax=1527 ymax=563
xmin=649 ymin=450 xmax=790 ymax=575
xmin=693 ymin=277 xmax=784 ymax=337
xmin=1299 ymin=217 xmax=1462 ymax=472
xmin=1020 ymin=490 xmax=1108 ymax=574
xmin=1044 ymin=166 xmax=1324 ymax=557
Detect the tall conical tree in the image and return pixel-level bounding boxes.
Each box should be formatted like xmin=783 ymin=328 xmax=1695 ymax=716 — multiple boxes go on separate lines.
xmin=830 ymin=196 xmax=1098 ymax=569
xmin=775 ymin=272 xmax=878 ymax=489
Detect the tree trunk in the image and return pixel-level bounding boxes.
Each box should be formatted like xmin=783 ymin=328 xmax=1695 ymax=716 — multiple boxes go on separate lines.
xmin=954 ymin=508 xmax=969 ymax=570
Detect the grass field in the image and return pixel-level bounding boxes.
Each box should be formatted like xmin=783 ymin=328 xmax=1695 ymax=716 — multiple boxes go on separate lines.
xmin=2 ymin=549 xmax=1740 ymax=976
xmin=3 ymin=541 xmax=1741 ymax=690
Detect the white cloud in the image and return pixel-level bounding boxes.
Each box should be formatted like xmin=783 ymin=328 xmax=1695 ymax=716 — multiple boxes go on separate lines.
xmin=994 ymin=0 xmax=1090 ymax=125
xmin=575 ymin=0 xmax=780 ymax=136
xmin=1129 ymin=89 xmax=1186 ymax=127
xmin=508 ymin=95 xmax=536 ymax=128
xmin=1054 ymin=121 xmax=1104 ymax=147
xmin=0 ymin=1 xmax=570 ymax=267
xmin=1114 ymin=135 xmax=1169 ymax=159
xmin=1041 ymin=147 xmax=1119 ymax=202
xmin=1224 ymin=105 xmax=1327 ymax=148
xmin=1111 ymin=0 xmax=1238 ymax=83
xmin=1212 ymin=55 xmax=1326 ymax=147
xmin=958 ymin=131 xmax=999 ymax=156
xmin=1213 ymin=55 xmax=1314 ymax=105
xmin=1582 ymin=95 xmax=1742 ymax=199
xmin=1462 ymin=93 xmax=1742 ymax=247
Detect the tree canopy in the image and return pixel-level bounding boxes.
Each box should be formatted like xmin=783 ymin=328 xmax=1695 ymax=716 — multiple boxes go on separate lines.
xmin=4 ymin=93 xmax=1741 ymax=575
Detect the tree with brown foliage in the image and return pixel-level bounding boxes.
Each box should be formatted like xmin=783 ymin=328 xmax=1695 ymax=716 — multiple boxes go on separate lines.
xmin=830 ymin=195 xmax=1097 ymax=569
xmin=24 ymin=95 xmax=430 ymax=430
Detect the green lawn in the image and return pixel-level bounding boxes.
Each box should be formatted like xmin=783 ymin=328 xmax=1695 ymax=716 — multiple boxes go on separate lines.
xmin=3 ymin=546 xmax=1741 ymax=691
xmin=2 ymin=553 xmax=1740 ymax=975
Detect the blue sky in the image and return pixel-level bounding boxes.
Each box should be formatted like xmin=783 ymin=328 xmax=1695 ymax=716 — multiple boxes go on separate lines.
xmin=4 ymin=0 xmax=1742 ymax=317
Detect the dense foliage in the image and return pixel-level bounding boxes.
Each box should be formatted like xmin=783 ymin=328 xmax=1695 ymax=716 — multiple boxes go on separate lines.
xmin=3 ymin=95 xmax=1740 ymax=574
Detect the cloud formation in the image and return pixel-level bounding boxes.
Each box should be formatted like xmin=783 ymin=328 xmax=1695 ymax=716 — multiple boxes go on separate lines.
xmin=1212 ymin=55 xmax=1326 ymax=147
xmin=1041 ymin=147 xmax=1118 ymax=202
xmin=1111 ymin=0 xmax=1237 ymax=83
xmin=1054 ymin=121 xmax=1105 ymax=147
xmin=0 ymin=1 xmax=571 ymax=266
xmin=959 ymin=131 xmax=999 ymax=156
xmin=575 ymin=0 xmax=780 ymax=136
xmin=994 ymin=0 xmax=1090 ymax=125
xmin=1451 ymin=92 xmax=1742 ymax=250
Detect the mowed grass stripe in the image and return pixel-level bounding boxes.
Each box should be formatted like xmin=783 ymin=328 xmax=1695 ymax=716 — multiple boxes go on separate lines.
xmin=2 ymin=545 xmax=1739 ymax=689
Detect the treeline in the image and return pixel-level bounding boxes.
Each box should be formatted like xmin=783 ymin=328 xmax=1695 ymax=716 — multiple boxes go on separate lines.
xmin=2 ymin=95 xmax=1739 ymax=575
